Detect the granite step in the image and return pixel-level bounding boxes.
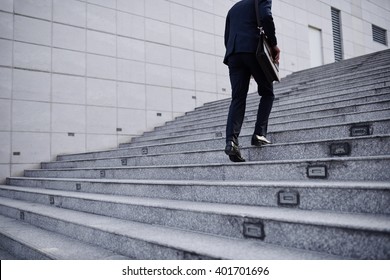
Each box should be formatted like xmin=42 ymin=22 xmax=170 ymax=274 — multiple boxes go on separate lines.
xmin=42 ymin=135 xmax=390 ymax=169
xmin=149 ymin=87 xmax=390 ymax=136
xmin=274 ymin=65 xmax=390 ymax=92
xmin=61 ymin=119 xmax=390 ymax=162
xmin=191 ymin=73 xmax=390 ymax=114
xmin=152 ymin=88 xmax=390 ymax=131
xmin=145 ymin=106 xmax=390 ymax=139
xmin=0 ymin=246 xmax=18 ymax=260
xmin=24 ymin=155 xmax=390 ymax=182
xmin=124 ymin=96 xmax=390 ymax=147
xmin=0 ymin=197 xmax=342 ymax=260
xmin=285 ymin=54 xmax=390 ymax=81
xmin=279 ymin=56 xmax=390 ymax=86
xmin=0 ymin=215 xmax=127 ymax=260
xmin=281 ymin=64 xmax=390 ymax=89
xmin=174 ymin=80 xmax=390 ymax=127
xmin=215 ymin=62 xmax=390 ymax=98
xmin=6 ymin=178 xmax=390 ymax=215
xmin=129 ymin=110 xmax=390 ymax=145
xmin=173 ymin=84 xmax=390 ymax=129
xmin=0 ymin=186 xmax=389 ymax=259
xmin=155 ymin=94 xmax=390 ymax=134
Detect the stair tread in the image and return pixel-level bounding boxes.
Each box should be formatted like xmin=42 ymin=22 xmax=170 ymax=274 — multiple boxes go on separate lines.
xmin=43 ymin=135 xmax=390 ymax=164
xmin=29 ymin=155 xmax=390 ymax=171
xmin=0 ymin=215 xmax=128 ymax=260
xmin=163 ymin=98 xmax=390 ymax=127
xmin=136 ymin=109 xmax=390 ymax=139
xmin=197 ymin=78 xmax=390 ymax=111
xmin=0 ymin=197 xmax=345 ymax=260
xmin=1 ymin=185 xmax=389 ymax=233
xmin=62 ymin=118 xmax=390 ymax=157
xmin=129 ymin=117 xmax=390 ymax=144
xmin=7 ymin=177 xmax=390 ymax=189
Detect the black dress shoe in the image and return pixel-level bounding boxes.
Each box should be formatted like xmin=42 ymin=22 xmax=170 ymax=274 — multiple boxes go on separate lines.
xmin=225 ymin=141 xmax=245 ymax=162
xmin=251 ymin=134 xmax=272 ymax=146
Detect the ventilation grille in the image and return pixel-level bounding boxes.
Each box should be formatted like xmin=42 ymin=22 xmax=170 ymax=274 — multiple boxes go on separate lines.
xmin=331 ymin=7 xmax=343 ymax=62
xmin=372 ymin=25 xmax=388 ymax=46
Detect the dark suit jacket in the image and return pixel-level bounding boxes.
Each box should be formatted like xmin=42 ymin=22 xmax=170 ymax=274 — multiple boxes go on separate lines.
xmin=223 ymin=0 xmax=277 ymax=65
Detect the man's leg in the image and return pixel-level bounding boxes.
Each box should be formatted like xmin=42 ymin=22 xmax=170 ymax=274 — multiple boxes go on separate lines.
xmin=243 ymin=54 xmax=275 ymax=140
xmin=254 ymin=89 xmax=274 ymax=137
xmin=226 ymin=54 xmax=252 ymax=145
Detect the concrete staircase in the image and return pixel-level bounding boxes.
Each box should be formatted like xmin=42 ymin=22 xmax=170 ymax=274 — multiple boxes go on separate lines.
xmin=1 ymin=49 xmax=390 ymax=260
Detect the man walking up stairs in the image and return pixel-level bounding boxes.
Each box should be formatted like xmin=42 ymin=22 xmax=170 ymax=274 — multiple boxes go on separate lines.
xmin=0 ymin=49 xmax=389 ymax=260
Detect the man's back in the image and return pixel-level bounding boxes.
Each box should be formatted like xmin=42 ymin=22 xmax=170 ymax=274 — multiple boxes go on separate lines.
xmin=224 ymin=0 xmax=276 ymax=65
xmin=224 ymin=0 xmax=258 ymax=64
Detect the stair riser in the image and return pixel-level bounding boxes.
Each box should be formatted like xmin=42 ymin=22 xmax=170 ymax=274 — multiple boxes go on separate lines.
xmin=0 ymin=190 xmax=388 ymax=259
xmin=6 ymin=179 xmax=390 ymax=215
xmin=191 ymin=78 xmax=389 ymax=116
xmin=254 ymin=65 xmax=389 ymax=97
xmin=129 ymin=117 xmax=390 ymax=146
xmin=43 ymin=137 xmax=390 ymax=169
xmin=288 ymin=59 xmax=390 ymax=77
xmin=217 ymin=66 xmax=388 ymax=96
xmin=146 ymin=108 xmax=390 ymax=138
xmin=0 ymin=215 xmax=130 ymax=260
xmin=25 ymin=158 xmax=390 ymax=181
xmin=263 ymin=221 xmax=389 ymax=260
xmin=275 ymin=77 xmax=384 ymax=95
xmin=0 ymin=234 xmax=46 ymax=260
xmin=161 ymin=86 xmax=390 ymax=130
xmin=148 ymin=96 xmax=390 ymax=136
xmin=62 ymin=120 xmax=390 ymax=161
xmin=0 ymin=233 xmax=50 ymax=260
xmin=65 ymin=139 xmax=226 ymax=161
xmin=176 ymin=80 xmax=389 ymax=118
xmin=0 ymin=204 xmax=214 ymax=260
xmin=278 ymin=71 xmax=390 ymax=98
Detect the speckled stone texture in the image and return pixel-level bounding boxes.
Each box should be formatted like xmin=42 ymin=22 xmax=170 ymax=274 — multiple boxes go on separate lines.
xmin=1 ymin=49 xmax=390 ymax=259
xmin=24 ymin=156 xmax=390 ymax=181
xmin=41 ymin=136 xmax=390 ymax=170
xmin=5 ymin=179 xmax=390 ymax=215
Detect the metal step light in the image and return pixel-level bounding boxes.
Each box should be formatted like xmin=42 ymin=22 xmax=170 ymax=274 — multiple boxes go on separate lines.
xmin=350 ymin=125 xmax=371 ymax=137
xmin=76 ymin=183 xmax=81 ymax=191
xmin=215 ymin=132 xmax=223 ymax=138
xmin=49 ymin=196 xmax=55 ymax=205
xmin=330 ymin=142 xmax=351 ymax=156
xmin=142 ymin=147 xmax=148 ymax=155
xmin=20 ymin=211 xmax=25 ymax=220
xmin=121 ymin=158 xmax=128 ymax=166
xmin=100 ymin=170 xmax=106 ymax=178
xmin=307 ymin=165 xmax=328 ymax=179
xmin=278 ymin=191 xmax=300 ymax=206
xmin=243 ymin=222 xmax=265 ymax=239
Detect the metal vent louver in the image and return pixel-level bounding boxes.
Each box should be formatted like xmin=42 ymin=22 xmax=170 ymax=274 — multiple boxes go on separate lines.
xmin=372 ymin=25 xmax=388 ymax=46
xmin=331 ymin=7 xmax=343 ymax=62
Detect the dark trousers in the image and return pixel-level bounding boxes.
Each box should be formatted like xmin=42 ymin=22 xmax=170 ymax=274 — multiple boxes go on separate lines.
xmin=226 ymin=53 xmax=275 ymax=145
